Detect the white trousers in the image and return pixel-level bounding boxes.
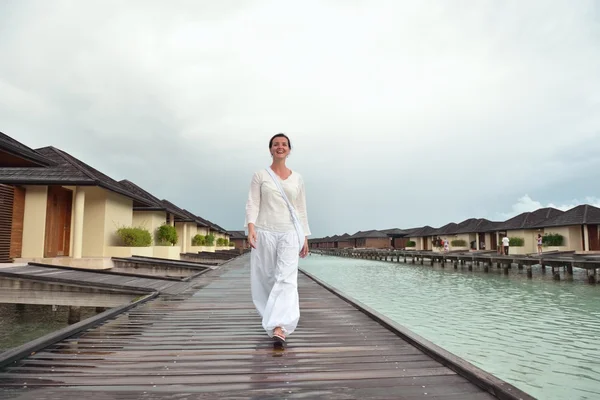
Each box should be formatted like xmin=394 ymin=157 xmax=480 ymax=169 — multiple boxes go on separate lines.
xmin=251 ymin=228 xmax=300 ymax=337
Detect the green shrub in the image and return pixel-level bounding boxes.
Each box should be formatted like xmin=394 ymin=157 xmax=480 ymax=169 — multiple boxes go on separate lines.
xmin=509 ymin=237 xmax=524 ymax=246
xmin=542 ymin=233 xmax=564 ymax=246
xmin=156 ymin=224 xmax=178 ymax=246
xmin=217 ymin=238 xmax=226 ymax=246
xmin=406 ymin=240 xmax=416 ymax=247
xmin=451 ymin=239 xmax=467 ymax=247
xmin=206 ymin=233 xmax=215 ymax=246
xmin=192 ymin=234 xmax=206 ymax=246
xmin=117 ymin=227 xmax=152 ymax=247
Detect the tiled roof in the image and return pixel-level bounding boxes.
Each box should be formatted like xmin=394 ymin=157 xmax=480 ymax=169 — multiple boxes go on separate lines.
xmin=475 ymin=219 xmax=502 ymax=232
xmin=160 ymin=200 xmax=196 ymax=223
xmin=430 ymin=222 xmax=458 ymax=236
xmin=450 ymin=218 xmax=481 ymax=234
xmin=347 ymin=230 xmax=389 ymax=239
xmin=495 ymin=207 xmax=564 ymax=231
xmin=0 ymin=146 xmax=153 ymax=206
xmin=159 ymin=200 xmax=227 ymax=234
xmin=407 ymin=225 xmax=438 ymax=237
xmin=120 ymin=179 xmax=189 ymax=219
xmin=190 ymin=212 xmax=227 ymax=234
xmin=228 ymin=230 xmax=247 ymax=239
xmin=0 ymin=131 xmax=54 ymax=167
xmin=531 ymin=204 xmax=600 ymax=228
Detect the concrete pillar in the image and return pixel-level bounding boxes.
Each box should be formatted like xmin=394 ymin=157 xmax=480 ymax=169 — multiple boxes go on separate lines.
xmin=68 ymin=306 xmax=81 ymax=324
xmin=183 ymin=223 xmax=188 ymax=253
xmin=169 ymin=213 xmax=175 ymax=226
xmin=584 ymin=225 xmax=590 ymax=251
xmin=72 ymin=188 xmax=86 ymax=258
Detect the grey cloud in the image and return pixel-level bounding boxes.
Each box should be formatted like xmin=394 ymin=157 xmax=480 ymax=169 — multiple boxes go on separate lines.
xmin=1 ymin=0 xmax=599 ymax=236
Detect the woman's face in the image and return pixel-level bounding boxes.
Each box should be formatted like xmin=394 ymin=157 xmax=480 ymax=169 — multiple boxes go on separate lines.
xmin=271 ymin=137 xmax=290 ymax=158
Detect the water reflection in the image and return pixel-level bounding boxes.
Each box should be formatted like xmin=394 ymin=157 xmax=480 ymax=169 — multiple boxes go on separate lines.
xmin=0 ymin=303 xmax=100 ymax=352
xmin=300 ymin=255 xmax=600 ymax=400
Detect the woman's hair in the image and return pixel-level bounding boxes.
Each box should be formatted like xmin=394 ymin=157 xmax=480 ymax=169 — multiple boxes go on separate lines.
xmin=269 ymin=133 xmax=292 ymax=150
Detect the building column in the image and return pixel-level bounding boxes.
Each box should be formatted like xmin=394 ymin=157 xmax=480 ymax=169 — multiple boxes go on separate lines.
xmin=183 ymin=223 xmax=188 ymax=253
xmin=584 ymin=225 xmax=590 ymax=251
xmin=72 ymin=188 xmax=85 ymax=258
xmin=169 ymin=213 xmax=175 ymax=226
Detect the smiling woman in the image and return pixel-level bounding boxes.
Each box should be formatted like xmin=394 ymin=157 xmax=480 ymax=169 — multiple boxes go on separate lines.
xmin=244 ymin=133 xmax=311 ymax=348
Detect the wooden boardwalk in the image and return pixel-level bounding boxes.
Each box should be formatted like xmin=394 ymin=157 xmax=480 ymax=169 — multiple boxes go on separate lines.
xmin=0 ymin=254 xmax=532 ymax=399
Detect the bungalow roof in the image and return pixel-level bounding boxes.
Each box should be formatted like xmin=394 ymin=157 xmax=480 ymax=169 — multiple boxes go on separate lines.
xmin=0 ymin=146 xmax=153 ymax=207
xmin=228 ymin=230 xmax=247 ymax=239
xmin=495 ymin=207 xmax=564 ymax=231
xmin=348 ymin=230 xmax=389 ymax=239
xmin=408 ymin=225 xmax=437 ymax=237
xmin=120 ymin=179 xmax=189 ymax=219
xmin=0 ymin=131 xmax=54 ymax=167
xmin=430 ymin=222 xmax=458 ymax=236
xmin=530 ymin=204 xmax=600 ymax=228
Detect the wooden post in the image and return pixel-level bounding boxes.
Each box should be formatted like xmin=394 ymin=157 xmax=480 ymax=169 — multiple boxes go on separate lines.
xmin=567 ymin=265 xmax=573 ymax=275
xmin=588 ymin=269 xmax=597 ymax=285
xmin=503 ymin=264 xmax=509 ymax=275
xmin=553 ymin=267 xmax=560 ymax=281
xmin=518 ymin=264 xmax=523 ymax=270
xmin=527 ymin=265 xmax=533 ymax=279
xmin=468 ymin=263 xmax=473 ymax=271
xmin=484 ymin=265 xmax=489 ymax=273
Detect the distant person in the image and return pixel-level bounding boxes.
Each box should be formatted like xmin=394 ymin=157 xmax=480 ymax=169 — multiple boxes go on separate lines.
xmin=537 ymin=234 xmax=543 ymax=255
xmin=245 ymin=133 xmax=311 ymax=348
xmin=502 ymin=236 xmax=510 ymax=255
xmin=443 ymin=238 xmax=449 ymax=253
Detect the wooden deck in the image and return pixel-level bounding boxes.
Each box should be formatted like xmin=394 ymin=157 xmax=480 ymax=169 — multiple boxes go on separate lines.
xmin=0 ymin=254 xmax=532 ymax=399
xmin=0 ymin=264 xmax=194 ymax=295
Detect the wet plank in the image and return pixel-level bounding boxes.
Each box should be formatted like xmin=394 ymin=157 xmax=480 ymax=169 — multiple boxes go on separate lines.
xmin=0 ymin=265 xmax=191 ymax=295
xmin=0 ymin=255 xmax=529 ymax=399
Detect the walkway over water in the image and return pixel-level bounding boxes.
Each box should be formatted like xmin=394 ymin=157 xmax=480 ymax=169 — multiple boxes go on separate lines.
xmin=0 ymin=254 xmax=532 ymax=399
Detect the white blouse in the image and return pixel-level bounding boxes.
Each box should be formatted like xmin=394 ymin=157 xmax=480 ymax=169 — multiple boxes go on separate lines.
xmin=245 ymin=169 xmax=311 ymax=236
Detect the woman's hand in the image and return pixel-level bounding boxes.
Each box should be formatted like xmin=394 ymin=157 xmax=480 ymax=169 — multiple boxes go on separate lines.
xmin=248 ymin=225 xmax=257 ymax=249
xmin=299 ymin=237 xmax=309 ymax=258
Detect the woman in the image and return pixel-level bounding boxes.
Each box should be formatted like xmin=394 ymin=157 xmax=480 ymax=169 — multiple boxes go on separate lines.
xmin=245 ymin=133 xmax=311 ymax=347
xmin=537 ymin=234 xmax=543 ymax=255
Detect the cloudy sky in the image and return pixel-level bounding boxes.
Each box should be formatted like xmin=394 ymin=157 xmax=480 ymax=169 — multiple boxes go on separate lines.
xmin=1 ymin=0 xmax=599 ymax=237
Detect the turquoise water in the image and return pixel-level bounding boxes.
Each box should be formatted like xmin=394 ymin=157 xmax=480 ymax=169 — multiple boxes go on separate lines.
xmin=300 ymin=255 xmax=600 ymax=400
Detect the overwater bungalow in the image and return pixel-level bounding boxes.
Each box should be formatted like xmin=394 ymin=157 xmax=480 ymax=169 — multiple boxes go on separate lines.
xmin=0 ymin=133 xmax=158 ymax=264
xmin=432 ymin=218 xmax=501 ymax=252
xmin=228 ymin=230 xmax=248 ymax=249
xmin=529 ymin=204 xmax=600 ymax=252
xmin=493 ymin=207 xmax=564 ymax=254
xmin=335 ymin=233 xmax=352 ymax=249
xmin=0 ymin=131 xmax=230 ymax=265
xmin=379 ymin=228 xmax=414 ymax=249
xmin=429 ymin=222 xmax=458 ymax=251
xmin=346 ymin=230 xmax=391 ymax=249
xmin=407 ymin=225 xmax=438 ymax=251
